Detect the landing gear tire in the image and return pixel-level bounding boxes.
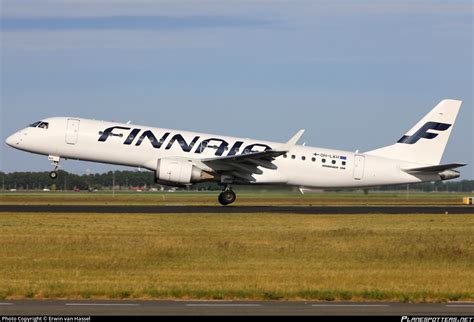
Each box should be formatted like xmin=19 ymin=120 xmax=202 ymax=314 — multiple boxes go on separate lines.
xmin=49 ymin=171 xmax=58 ymax=180
xmin=218 ymin=189 xmax=236 ymax=206
xmin=48 ymin=155 xmax=61 ymax=180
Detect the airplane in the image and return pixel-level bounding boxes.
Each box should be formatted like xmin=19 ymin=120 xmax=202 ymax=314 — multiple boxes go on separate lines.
xmin=5 ymin=99 xmax=466 ymax=205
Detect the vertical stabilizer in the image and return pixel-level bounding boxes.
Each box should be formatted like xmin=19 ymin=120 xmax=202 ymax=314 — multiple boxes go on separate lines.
xmin=366 ymin=99 xmax=462 ymax=165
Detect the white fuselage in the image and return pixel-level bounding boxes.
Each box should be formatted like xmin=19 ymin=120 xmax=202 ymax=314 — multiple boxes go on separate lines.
xmin=6 ymin=117 xmax=440 ymax=188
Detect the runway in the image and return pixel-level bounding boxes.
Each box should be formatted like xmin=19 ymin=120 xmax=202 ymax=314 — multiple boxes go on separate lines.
xmin=1 ymin=300 xmax=473 ymax=316
xmin=0 ymin=205 xmax=473 ymax=214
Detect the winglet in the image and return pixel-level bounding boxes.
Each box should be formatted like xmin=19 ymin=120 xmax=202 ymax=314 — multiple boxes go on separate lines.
xmin=280 ymin=129 xmax=305 ymax=152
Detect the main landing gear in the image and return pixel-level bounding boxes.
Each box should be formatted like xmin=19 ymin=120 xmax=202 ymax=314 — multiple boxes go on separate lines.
xmin=218 ymin=185 xmax=236 ymax=206
xmin=48 ymin=155 xmax=61 ymax=180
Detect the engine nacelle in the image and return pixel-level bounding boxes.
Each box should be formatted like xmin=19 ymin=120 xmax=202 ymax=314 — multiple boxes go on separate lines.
xmin=156 ymin=158 xmax=212 ymax=185
xmin=439 ymin=170 xmax=460 ymax=181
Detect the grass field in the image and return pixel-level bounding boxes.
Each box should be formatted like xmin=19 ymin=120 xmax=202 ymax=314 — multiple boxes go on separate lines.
xmin=0 ymin=212 xmax=472 ymax=302
xmin=0 ymin=191 xmax=471 ymax=206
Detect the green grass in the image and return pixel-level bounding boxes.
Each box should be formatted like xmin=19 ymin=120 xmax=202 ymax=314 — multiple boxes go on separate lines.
xmin=0 ymin=191 xmax=471 ymax=206
xmin=0 ymin=212 xmax=472 ymax=302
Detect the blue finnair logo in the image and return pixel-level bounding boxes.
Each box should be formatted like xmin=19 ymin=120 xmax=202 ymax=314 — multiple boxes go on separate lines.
xmin=397 ymin=122 xmax=452 ymax=144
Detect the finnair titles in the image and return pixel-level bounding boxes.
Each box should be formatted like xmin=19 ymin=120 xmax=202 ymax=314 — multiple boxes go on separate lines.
xmin=99 ymin=126 xmax=274 ymax=157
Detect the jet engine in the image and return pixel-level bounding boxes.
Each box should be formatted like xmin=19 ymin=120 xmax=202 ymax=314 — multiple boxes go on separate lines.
xmin=155 ymin=158 xmax=213 ymax=185
xmin=439 ymin=170 xmax=460 ymax=181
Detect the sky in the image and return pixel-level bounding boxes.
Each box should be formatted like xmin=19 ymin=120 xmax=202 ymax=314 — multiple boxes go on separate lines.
xmin=1 ymin=0 xmax=473 ymax=179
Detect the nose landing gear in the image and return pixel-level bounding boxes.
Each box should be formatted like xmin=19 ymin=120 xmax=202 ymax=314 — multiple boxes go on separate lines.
xmin=48 ymin=155 xmax=61 ymax=180
xmin=218 ymin=185 xmax=236 ymax=206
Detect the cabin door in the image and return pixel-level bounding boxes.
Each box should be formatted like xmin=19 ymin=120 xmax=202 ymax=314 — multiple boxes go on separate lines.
xmin=353 ymin=155 xmax=365 ymax=180
xmin=66 ymin=119 xmax=80 ymax=145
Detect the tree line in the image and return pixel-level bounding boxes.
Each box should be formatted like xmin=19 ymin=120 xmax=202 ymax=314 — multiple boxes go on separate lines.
xmin=0 ymin=170 xmax=473 ymax=192
xmin=0 ymin=170 xmax=157 ymax=191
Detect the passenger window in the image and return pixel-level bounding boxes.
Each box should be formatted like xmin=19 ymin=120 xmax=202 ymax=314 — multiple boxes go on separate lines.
xmin=342 ymin=161 xmax=346 ymax=166
xmin=283 ymin=154 xmax=287 ymax=158
xmin=322 ymin=159 xmax=326 ymax=163
xmin=302 ymin=156 xmax=306 ymax=161
xmin=312 ymin=157 xmax=316 ymax=162
xmin=291 ymin=155 xmax=296 ymax=159
xmin=332 ymin=160 xmax=336 ymax=165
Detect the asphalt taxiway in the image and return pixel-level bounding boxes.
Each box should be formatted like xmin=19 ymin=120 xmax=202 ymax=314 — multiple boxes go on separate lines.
xmin=0 ymin=205 xmax=473 ymax=214
xmin=1 ymin=300 xmax=473 ymax=316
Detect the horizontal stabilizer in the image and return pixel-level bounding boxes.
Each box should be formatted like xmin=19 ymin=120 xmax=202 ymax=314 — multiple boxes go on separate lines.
xmin=403 ymin=163 xmax=466 ymax=174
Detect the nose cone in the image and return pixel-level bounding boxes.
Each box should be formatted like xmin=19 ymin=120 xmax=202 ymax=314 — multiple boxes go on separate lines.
xmin=5 ymin=132 xmax=20 ymax=147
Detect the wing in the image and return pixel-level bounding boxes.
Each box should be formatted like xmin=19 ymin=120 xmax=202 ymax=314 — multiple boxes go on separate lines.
xmin=199 ymin=130 xmax=305 ymax=182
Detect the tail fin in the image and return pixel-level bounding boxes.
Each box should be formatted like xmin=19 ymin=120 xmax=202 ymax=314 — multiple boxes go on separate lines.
xmin=366 ymin=99 xmax=462 ymax=165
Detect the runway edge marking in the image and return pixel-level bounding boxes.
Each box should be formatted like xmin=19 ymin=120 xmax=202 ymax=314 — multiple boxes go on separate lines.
xmin=186 ymin=304 xmax=262 ymax=307
xmin=311 ymin=304 xmax=391 ymax=307
xmin=65 ymin=303 xmax=140 ymax=307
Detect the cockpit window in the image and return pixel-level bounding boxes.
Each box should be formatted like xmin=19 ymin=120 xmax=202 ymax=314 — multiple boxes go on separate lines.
xmin=29 ymin=121 xmax=49 ymax=129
